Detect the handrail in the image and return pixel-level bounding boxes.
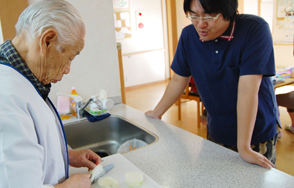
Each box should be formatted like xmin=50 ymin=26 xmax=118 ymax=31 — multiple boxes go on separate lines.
xmin=123 ymin=48 xmax=165 ymax=57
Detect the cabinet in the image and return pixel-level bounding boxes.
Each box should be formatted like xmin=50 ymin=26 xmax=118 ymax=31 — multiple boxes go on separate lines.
xmin=0 ymin=0 xmax=28 ymax=41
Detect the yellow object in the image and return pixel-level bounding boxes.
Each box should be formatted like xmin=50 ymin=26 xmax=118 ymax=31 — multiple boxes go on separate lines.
xmin=60 ymin=115 xmax=71 ymax=120
xmin=70 ymin=87 xmax=78 ymax=116
xmin=71 ymin=87 xmax=78 ymax=95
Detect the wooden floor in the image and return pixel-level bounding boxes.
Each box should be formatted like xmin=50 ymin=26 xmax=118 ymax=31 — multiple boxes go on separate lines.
xmin=125 ymin=80 xmax=294 ymax=177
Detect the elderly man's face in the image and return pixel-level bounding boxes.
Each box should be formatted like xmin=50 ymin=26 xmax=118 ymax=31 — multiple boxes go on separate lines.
xmin=39 ymin=33 xmax=85 ymax=85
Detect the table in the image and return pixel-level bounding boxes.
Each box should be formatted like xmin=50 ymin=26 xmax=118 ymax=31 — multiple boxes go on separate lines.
xmin=274 ymin=77 xmax=294 ymax=89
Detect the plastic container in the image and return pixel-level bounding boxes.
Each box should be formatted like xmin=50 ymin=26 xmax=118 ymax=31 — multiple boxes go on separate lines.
xmin=70 ymin=87 xmax=78 ymax=116
xmin=98 ymin=99 xmax=114 ymax=110
xmin=89 ymin=102 xmax=100 ymax=113
xmin=86 ymin=101 xmax=108 ymax=116
xmin=117 ymin=138 xmax=147 ymax=154
xmin=57 ymin=95 xmax=71 ymax=120
xmin=57 ymin=95 xmax=70 ymax=115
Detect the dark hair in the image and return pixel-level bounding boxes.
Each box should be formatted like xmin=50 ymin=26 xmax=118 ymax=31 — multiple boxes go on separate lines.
xmin=183 ymin=0 xmax=238 ymax=21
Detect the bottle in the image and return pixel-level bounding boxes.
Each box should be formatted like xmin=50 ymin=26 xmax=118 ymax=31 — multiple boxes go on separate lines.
xmin=70 ymin=87 xmax=78 ymax=116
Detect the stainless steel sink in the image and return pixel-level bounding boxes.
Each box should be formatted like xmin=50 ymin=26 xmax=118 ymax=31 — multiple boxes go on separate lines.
xmin=64 ymin=115 xmax=158 ymax=157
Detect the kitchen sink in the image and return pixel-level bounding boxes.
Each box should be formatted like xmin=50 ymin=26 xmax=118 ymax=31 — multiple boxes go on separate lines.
xmin=64 ymin=115 xmax=158 ymax=157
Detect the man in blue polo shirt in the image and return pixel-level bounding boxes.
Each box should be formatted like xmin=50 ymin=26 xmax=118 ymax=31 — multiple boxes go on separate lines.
xmin=146 ymin=0 xmax=280 ymax=169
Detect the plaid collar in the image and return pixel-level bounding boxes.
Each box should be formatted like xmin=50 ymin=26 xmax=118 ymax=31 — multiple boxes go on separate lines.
xmin=199 ymin=20 xmax=236 ymax=42
xmin=0 ymin=40 xmax=51 ymax=100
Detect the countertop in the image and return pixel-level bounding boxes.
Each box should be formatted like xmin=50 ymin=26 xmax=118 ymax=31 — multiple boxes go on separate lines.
xmin=64 ymin=104 xmax=294 ymax=188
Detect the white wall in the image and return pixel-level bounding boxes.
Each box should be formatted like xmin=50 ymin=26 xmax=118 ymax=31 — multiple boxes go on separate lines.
xmin=244 ymin=0 xmax=273 ymax=32
xmin=118 ymin=0 xmax=164 ymax=54
xmin=244 ymin=0 xmax=258 ymax=15
xmin=123 ymin=50 xmax=166 ymax=86
xmin=118 ymin=0 xmax=167 ymax=87
xmin=260 ymin=2 xmax=274 ymax=33
xmin=28 ymin=0 xmax=121 ymax=106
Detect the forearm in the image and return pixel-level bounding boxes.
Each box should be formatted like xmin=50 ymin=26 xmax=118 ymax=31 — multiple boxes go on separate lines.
xmin=237 ymin=89 xmax=258 ymax=150
xmin=68 ymin=149 xmax=74 ymax=164
xmin=237 ymin=75 xmax=262 ymax=151
xmin=152 ymin=74 xmax=190 ymax=117
xmin=53 ymin=173 xmax=91 ymax=188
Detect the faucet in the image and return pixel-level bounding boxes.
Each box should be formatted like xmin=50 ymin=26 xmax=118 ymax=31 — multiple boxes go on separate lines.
xmin=76 ymin=97 xmax=94 ymax=119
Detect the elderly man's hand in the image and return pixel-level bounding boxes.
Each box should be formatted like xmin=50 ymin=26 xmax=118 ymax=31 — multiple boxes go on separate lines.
xmin=68 ymin=149 xmax=101 ymax=170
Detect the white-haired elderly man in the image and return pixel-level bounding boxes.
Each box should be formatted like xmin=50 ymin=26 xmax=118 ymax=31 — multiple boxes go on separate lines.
xmin=0 ymin=0 xmax=101 ymax=187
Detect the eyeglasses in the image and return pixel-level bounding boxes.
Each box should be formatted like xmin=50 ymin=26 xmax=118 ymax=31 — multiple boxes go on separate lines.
xmin=186 ymin=13 xmax=221 ymax=22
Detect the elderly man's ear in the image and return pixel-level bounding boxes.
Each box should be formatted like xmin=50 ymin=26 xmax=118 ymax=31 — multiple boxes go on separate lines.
xmin=40 ymin=29 xmax=58 ymax=54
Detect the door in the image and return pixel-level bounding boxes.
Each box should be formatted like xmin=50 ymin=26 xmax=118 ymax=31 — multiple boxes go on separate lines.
xmin=0 ymin=0 xmax=28 ymax=41
xmin=115 ymin=0 xmax=169 ymax=87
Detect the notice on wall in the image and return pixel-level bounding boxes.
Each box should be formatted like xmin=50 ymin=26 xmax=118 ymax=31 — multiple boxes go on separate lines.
xmin=277 ymin=0 xmax=294 ymax=19
xmin=273 ymin=1 xmax=294 ymax=43
xmin=114 ymin=11 xmax=132 ymax=39
xmin=113 ymin=0 xmax=129 ymax=10
xmin=284 ymin=16 xmax=294 ymax=41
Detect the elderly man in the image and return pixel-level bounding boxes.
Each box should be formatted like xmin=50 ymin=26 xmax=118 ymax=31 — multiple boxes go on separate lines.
xmin=0 ymin=0 xmax=100 ymax=187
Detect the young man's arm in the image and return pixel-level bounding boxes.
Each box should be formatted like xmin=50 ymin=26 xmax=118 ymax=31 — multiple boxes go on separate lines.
xmin=237 ymin=74 xmax=275 ymax=169
xmin=145 ymin=74 xmax=190 ymax=119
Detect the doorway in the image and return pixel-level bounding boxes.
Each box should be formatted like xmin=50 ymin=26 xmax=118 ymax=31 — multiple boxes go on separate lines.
xmin=115 ymin=0 xmax=169 ymax=88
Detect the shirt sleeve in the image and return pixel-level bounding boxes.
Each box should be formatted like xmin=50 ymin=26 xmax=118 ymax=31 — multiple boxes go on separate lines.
xmin=239 ymin=20 xmax=275 ymax=77
xmin=171 ymin=28 xmax=192 ymax=77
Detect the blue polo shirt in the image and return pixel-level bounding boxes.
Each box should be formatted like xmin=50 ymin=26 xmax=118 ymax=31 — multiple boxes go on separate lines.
xmin=171 ymin=14 xmax=280 ymax=145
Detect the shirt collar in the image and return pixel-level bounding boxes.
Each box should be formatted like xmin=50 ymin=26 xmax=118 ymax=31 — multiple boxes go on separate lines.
xmin=0 ymin=40 xmax=51 ymax=100
xmin=199 ymin=20 xmax=236 ymax=42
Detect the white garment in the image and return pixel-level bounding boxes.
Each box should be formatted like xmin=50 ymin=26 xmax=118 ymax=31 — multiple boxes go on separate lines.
xmin=0 ymin=64 xmax=68 ymax=188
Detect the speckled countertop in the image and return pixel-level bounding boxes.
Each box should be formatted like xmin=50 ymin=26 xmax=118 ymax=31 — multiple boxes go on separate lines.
xmin=64 ymin=104 xmax=294 ymax=188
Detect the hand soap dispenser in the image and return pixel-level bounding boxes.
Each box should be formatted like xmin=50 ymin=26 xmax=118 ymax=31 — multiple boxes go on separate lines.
xmin=70 ymin=87 xmax=78 ymax=116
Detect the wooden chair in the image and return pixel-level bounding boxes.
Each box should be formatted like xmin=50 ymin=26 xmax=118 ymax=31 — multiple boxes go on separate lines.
xmin=177 ymin=84 xmax=204 ymax=127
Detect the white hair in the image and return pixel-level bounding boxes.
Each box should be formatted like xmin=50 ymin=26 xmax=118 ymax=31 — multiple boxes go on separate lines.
xmin=15 ymin=0 xmax=85 ymax=47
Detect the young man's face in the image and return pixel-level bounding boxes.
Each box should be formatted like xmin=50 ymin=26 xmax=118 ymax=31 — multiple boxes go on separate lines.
xmin=189 ymin=0 xmax=230 ymax=41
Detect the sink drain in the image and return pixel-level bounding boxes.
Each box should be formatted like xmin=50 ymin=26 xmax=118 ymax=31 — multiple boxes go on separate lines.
xmin=95 ymin=150 xmax=110 ymax=158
